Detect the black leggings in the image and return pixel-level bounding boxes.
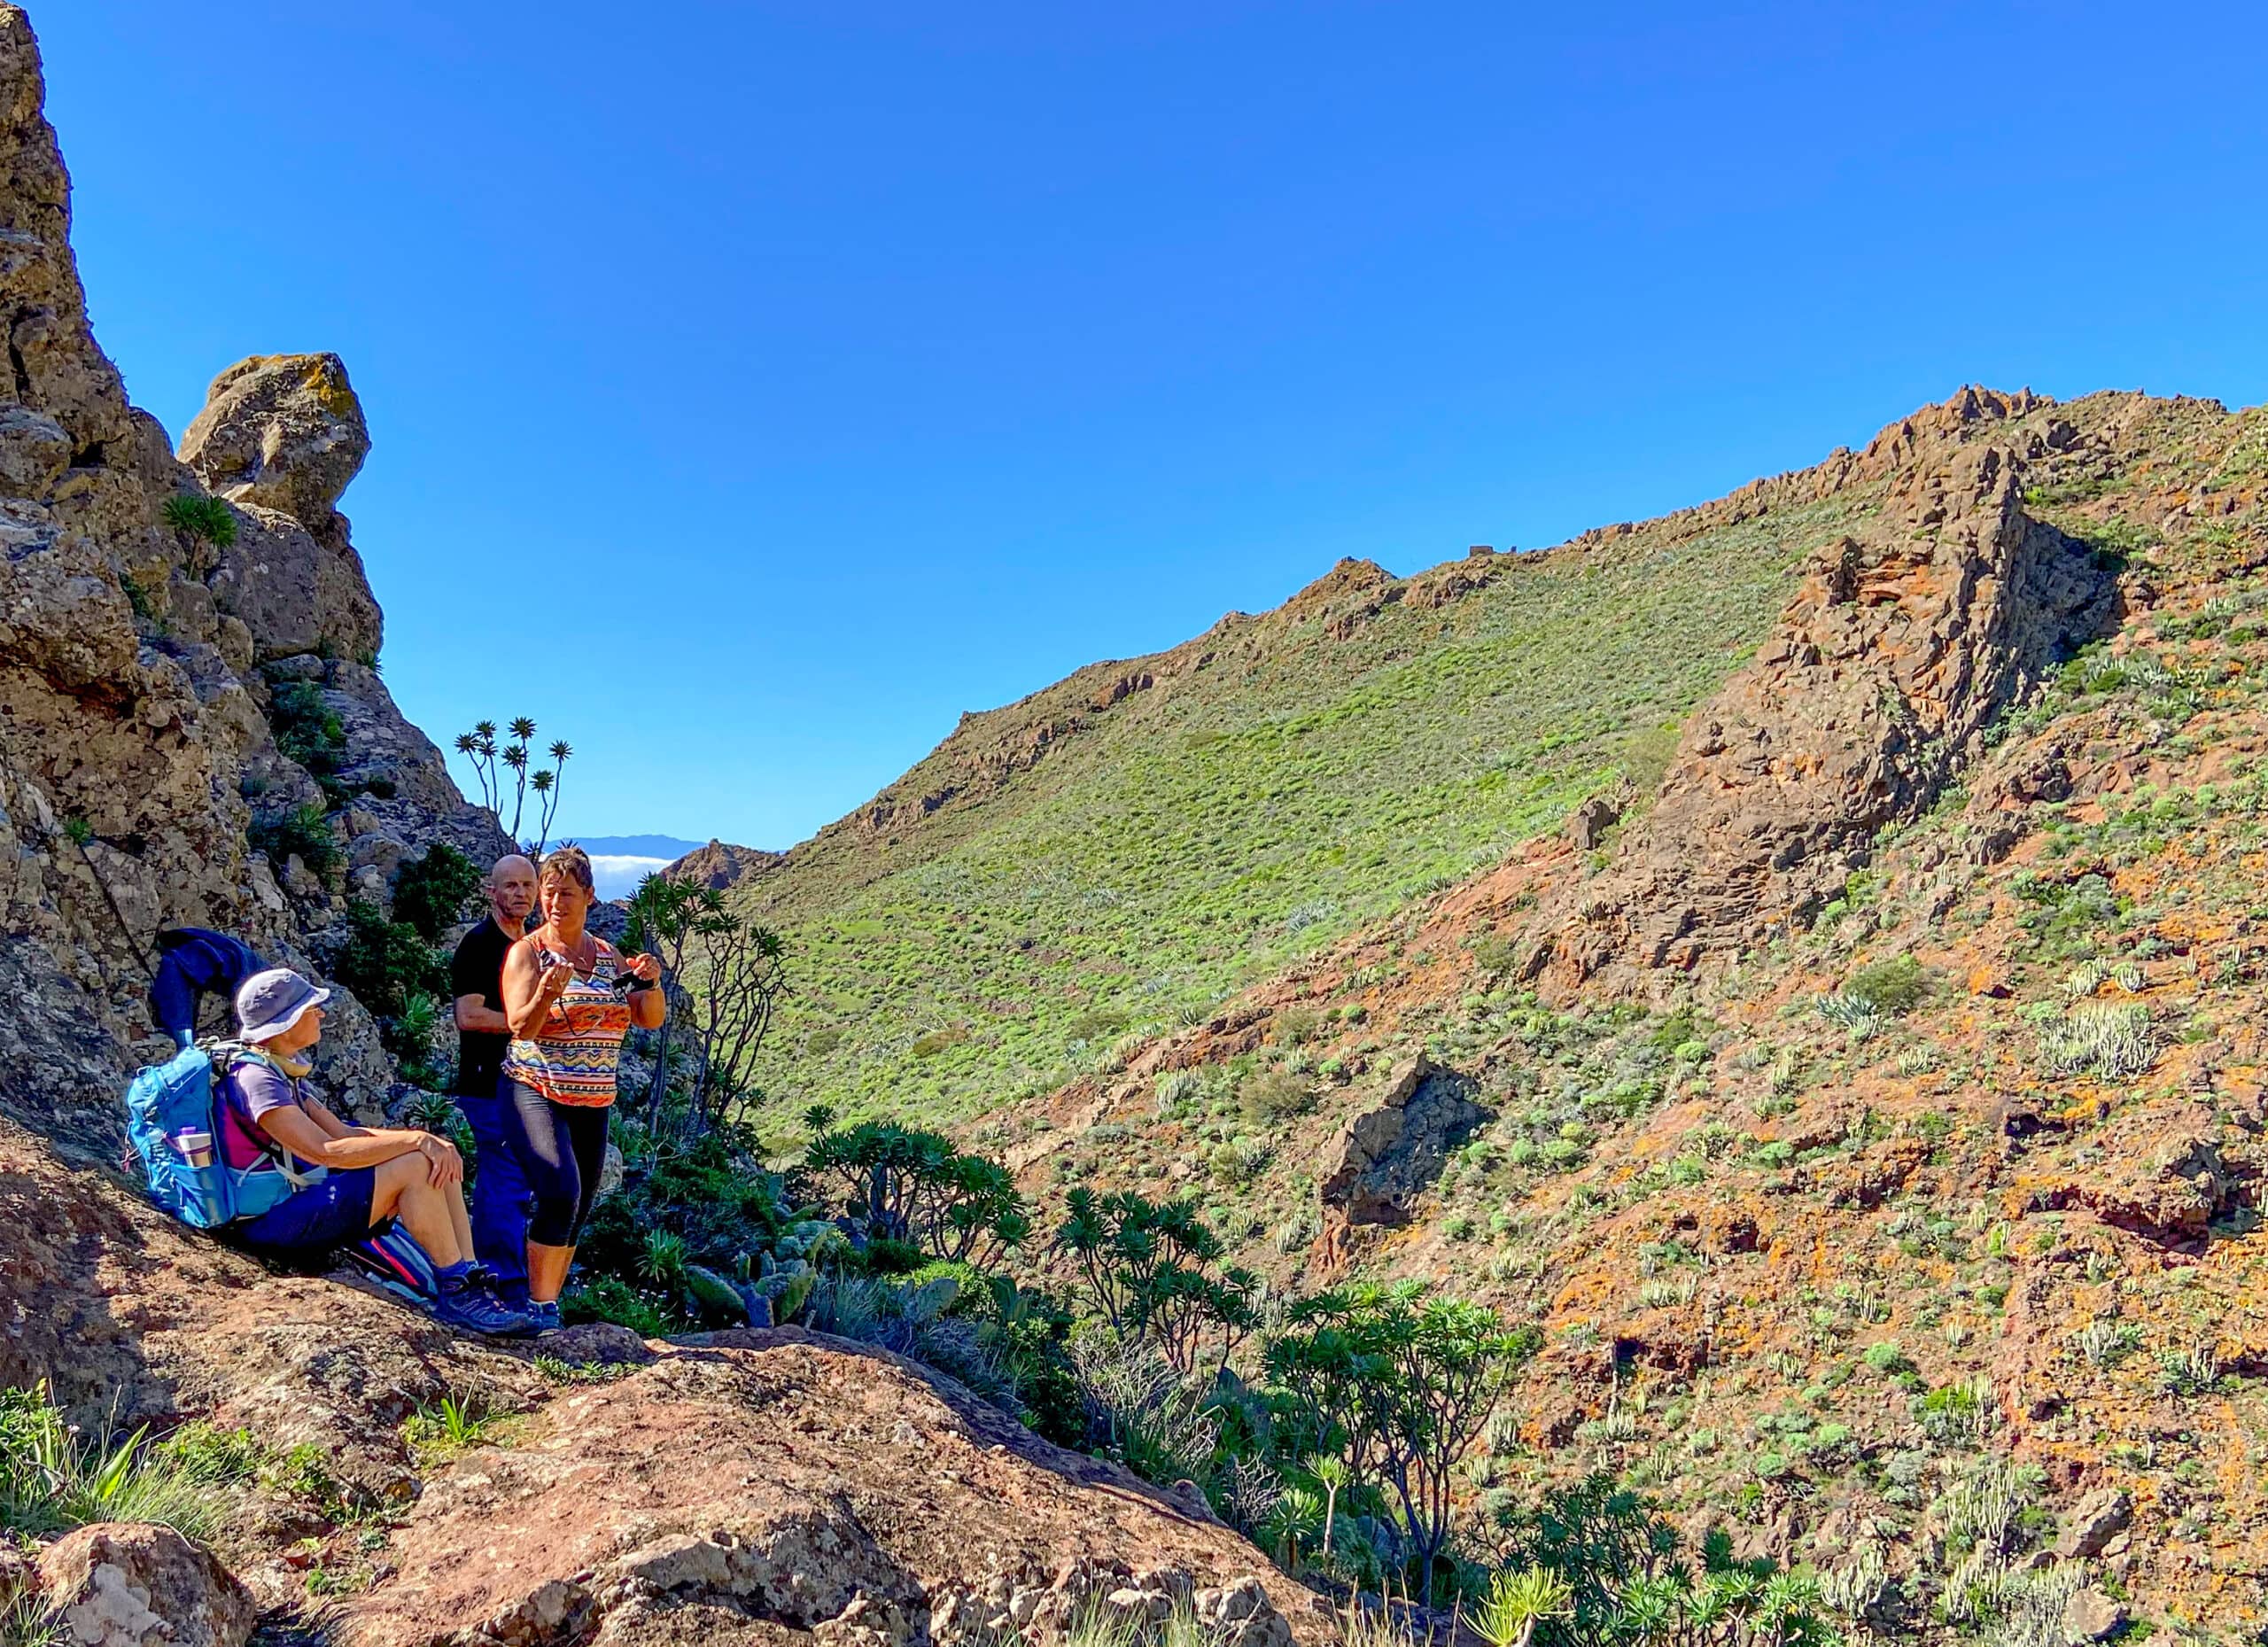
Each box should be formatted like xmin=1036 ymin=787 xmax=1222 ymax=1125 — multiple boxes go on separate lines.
xmin=501 ymin=1080 xmax=610 ymax=1247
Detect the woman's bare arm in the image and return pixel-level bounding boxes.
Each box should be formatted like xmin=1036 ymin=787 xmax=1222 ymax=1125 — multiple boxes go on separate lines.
xmin=502 ymin=937 xmax=574 ymax=1039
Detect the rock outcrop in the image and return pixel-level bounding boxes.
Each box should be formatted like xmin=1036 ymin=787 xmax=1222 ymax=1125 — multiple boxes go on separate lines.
xmin=180 ymin=353 xmax=370 ymax=532
xmin=0 ymin=1115 xmax=1319 ymax=1646
xmin=1518 ymin=398 xmax=2117 ymax=997
xmin=0 ymin=4 xmax=501 ymax=1133
xmin=1318 ymin=1056 xmax=1487 ymax=1226
xmin=37 ymin=1522 xmax=256 ymax=1647
xmin=667 ymin=837 xmax=785 ymax=892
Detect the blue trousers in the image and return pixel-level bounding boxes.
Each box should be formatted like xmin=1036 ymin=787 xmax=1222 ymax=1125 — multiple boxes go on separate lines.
xmin=457 ymin=1091 xmax=531 ymax=1298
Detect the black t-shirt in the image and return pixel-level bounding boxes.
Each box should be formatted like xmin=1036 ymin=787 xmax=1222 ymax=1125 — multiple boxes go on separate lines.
xmin=449 ymin=916 xmax=517 ymax=1099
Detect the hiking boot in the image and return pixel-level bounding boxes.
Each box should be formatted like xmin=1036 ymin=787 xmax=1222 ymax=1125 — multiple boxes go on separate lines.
xmin=434 ymin=1282 xmax=536 ymax=1338
xmin=464 ymin=1262 xmax=530 ymax=1311
xmin=524 ymin=1299 xmax=563 ymax=1334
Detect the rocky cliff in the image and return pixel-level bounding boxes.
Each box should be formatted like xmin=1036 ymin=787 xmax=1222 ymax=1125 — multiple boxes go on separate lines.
xmin=995 ymin=385 xmax=2268 ymax=1634
xmin=0 ymin=6 xmax=500 ymax=1141
xmin=0 ymin=11 xmax=1323 ymax=1643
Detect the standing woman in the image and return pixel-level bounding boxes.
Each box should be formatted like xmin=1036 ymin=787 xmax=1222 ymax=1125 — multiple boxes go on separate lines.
xmin=499 ymin=845 xmax=665 ymax=1331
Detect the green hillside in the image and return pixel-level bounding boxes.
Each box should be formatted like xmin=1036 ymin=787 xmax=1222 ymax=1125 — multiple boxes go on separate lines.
xmin=738 ymin=486 xmax=1880 ymax=1129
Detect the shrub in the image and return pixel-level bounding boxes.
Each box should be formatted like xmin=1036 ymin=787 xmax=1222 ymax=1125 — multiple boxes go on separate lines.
xmin=329 ymin=899 xmax=446 ymax=1022
xmin=1814 ymin=992 xmax=1882 ymax=1040
xmin=1843 ymin=954 xmax=1931 ymax=1016
xmin=1483 ymin=1473 xmax=1836 ymax=1646
xmin=392 ymin=843 xmax=483 ymax=942
xmin=1861 ymin=1341 xmax=1913 ymax=1377
xmin=910 ymin=1025 xmax=970 ymax=1058
xmin=1240 ymin=1067 xmax=1315 ymax=1122
xmin=161 ymin=493 xmax=237 ymax=548
xmin=563 ymin=1274 xmax=675 ymax=1337
xmin=250 ymin=800 xmax=341 ymax=878
xmin=268 ymin=678 xmax=349 ymax=803
xmin=1915 ymin=1376 xmax=1996 ymax=1448
xmin=575 ymin=1125 xmax=794 ymax=1303
xmin=2038 ymin=1002 xmax=2155 ymax=1079
xmin=804 ymin=1118 xmax=1031 ymax=1266
xmin=1057 ymin=1188 xmax=1257 ymax=1375
xmin=1153 ymin=1068 xmax=1202 ymax=1113
xmin=1208 ymin=1138 xmax=1270 ymax=1185
xmin=1274 ymin=1005 xmax=1322 ymax=1046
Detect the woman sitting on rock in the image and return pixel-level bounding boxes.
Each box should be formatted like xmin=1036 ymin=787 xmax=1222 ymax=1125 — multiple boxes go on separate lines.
xmin=221 ymin=967 xmax=533 ymax=1336
xmin=500 ymin=845 xmax=665 ymax=1332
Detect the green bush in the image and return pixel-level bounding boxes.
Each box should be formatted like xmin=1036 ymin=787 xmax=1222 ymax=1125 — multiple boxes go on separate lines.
xmin=330 ymin=899 xmax=446 ymax=1022
xmin=0 ymin=1384 xmax=221 ymax=1540
xmin=393 ymin=843 xmax=484 ymax=943
xmin=269 ymin=679 xmax=350 ymax=804
xmin=577 ymin=1123 xmax=793 ymax=1291
xmin=1240 ymin=1067 xmax=1315 ymax=1122
xmin=563 ymin=1274 xmax=675 ymax=1337
xmin=1483 ymin=1473 xmax=1835 ymax=1646
xmin=250 ymin=800 xmax=341 ymax=878
xmin=906 ymin=1262 xmax=1084 ymax=1446
xmin=1843 ymin=954 xmax=1931 ymax=1017
xmin=161 ymin=493 xmax=237 ymax=548
xmin=1273 ymin=1005 xmax=1322 ymax=1046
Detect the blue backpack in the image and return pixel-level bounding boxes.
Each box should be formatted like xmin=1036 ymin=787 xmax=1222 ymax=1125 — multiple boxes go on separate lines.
xmin=123 ymin=1042 xmax=317 ymax=1228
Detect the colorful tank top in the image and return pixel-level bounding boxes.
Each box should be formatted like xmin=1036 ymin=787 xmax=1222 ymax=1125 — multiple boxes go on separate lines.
xmin=501 ymin=936 xmax=633 ymax=1107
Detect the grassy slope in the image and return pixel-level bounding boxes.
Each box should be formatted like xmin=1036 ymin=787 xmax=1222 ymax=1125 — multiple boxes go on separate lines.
xmin=742 ymin=488 xmax=1880 ymax=1129
xmin=1011 ymin=392 xmax=2268 ymax=1631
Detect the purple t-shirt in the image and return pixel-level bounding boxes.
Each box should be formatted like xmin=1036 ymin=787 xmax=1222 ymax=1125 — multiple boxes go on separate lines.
xmin=220 ymin=1059 xmax=322 ymax=1176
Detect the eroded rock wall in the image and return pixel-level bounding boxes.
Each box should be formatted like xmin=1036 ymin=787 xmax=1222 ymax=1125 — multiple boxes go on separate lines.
xmin=1519 ymin=396 xmax=2118 ymax=997
xmin=0 ymin=4 xmax=501 ymax=1133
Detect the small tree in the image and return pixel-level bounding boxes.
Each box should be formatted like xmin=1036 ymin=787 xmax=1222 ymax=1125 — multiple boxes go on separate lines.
xmin=1056 ymin=1188 xmax=1258 ymax=1375
xmin=452 ymin=716 xmax=570 ymax=847
xmin=1267 ymin=1282 xmax=1540 ymax=1585
xmin=803 ymin=1117 xmax=1032 ymax=1268
xmin=683 ymin=898 xmax=787 ymax=1130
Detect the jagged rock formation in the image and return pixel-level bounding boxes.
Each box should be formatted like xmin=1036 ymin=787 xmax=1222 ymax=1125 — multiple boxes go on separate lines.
xmin=990 ymin=389 xmax=2268 ymax=1632
xmin=0 ymin=4 xmax=500 ymax=1133
xmin=1518 ymin=394 xmax=2119 ymax=997
xmin=667 ymin=837 xmax=784 ymax=892
xmin=1318 ymin=1056 xmax=1487 ymax=1227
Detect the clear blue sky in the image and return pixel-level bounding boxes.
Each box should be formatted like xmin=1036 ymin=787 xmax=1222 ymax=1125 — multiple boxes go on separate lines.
xmin=39 ymin=3 xmax=2268 ymax=850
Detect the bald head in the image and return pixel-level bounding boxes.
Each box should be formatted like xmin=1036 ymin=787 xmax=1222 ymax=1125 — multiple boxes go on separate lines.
xmin=488 ymin=854 xmax=537 ymax=931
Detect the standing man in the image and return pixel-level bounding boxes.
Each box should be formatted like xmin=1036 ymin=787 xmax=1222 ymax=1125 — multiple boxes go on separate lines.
xmin=451 ymin=854 xmax=537 ymax=1305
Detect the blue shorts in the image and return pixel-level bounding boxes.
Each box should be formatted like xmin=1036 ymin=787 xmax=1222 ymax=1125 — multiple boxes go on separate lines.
xmin=234 ymin=1169 xmax=377 ymax=1254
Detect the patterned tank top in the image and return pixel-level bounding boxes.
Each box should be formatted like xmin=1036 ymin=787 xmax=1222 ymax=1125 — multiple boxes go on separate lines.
xmin=501 ymin=936 xmax=633 ymax=1107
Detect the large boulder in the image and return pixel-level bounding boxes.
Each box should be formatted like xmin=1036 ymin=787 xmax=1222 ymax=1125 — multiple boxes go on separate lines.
xmin=1318 ymin=1055 xmax=1487 ymax=1226
xmin=203 ymin=503 xmax=382 ymax=664
xmin=340 ymin=1328 xmax=1331 ymax=1647
xmin=178 ymin=353 xmax=369 ymax=530
xmin=36 ymin=1523 xmax=255 ymax=1647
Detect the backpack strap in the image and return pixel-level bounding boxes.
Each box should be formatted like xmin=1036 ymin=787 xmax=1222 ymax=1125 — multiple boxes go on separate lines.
xmin=216 ymin=1045 xmax=326 ymax=1187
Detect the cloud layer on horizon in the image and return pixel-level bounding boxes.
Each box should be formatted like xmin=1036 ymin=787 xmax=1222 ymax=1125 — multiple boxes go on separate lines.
xmin=588 ymin=854 xmax=671 ymax=901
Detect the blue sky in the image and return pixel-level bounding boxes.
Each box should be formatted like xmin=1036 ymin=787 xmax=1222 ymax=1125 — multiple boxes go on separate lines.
xmin=39 ymin=3 xmax=2268 ymax=850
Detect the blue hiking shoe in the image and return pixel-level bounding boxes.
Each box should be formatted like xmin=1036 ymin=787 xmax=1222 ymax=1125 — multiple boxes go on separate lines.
xmin=524 ymin=1299 xmax=563 ymax=1334
xmin=434 ymin=1282 xmax=536 ymax=1338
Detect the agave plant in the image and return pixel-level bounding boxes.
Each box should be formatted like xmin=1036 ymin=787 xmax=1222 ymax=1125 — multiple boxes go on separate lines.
xmin=1471 ymin=1568 xmax=1574 ymax=1647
